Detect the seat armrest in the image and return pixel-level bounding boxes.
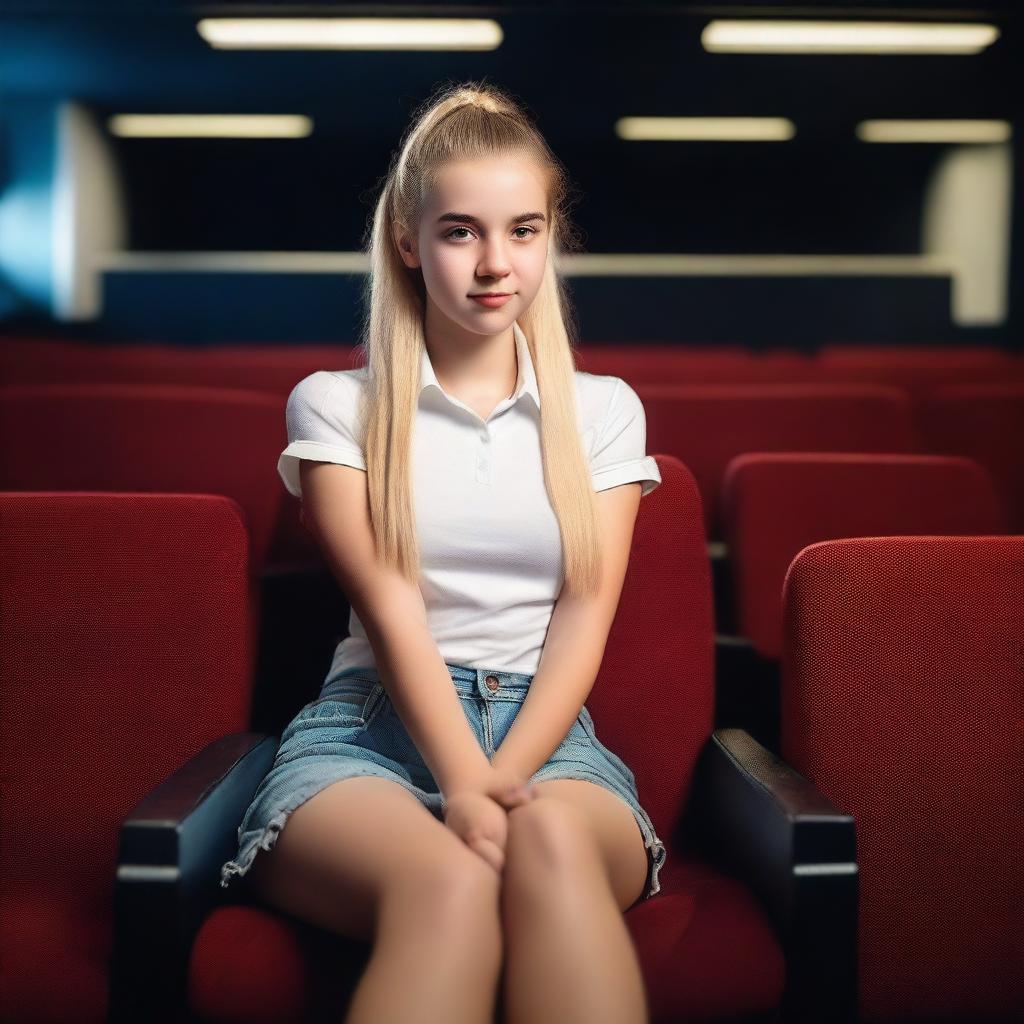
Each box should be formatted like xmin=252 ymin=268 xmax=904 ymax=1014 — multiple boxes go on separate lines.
xmin=109 ymin=731 xmax=278 ymax=1023
xmin=686 ymin=727 xmax=858 ymax=1024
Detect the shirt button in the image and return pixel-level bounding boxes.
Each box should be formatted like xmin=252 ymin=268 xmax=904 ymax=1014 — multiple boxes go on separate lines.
xmin=485 ymin=675 xmax=499 ymax=692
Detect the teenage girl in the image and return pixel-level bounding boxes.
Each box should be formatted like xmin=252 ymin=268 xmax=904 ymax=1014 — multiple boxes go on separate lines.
xmin=221 ymin=80 xmax=666 ymax=1024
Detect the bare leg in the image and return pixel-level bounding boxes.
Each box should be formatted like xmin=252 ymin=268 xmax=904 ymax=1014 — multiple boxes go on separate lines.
xmin=499 ymin=798 xmax=649 ymax=1024
xmin=246 ymin=776 xmax=503 ymax=1024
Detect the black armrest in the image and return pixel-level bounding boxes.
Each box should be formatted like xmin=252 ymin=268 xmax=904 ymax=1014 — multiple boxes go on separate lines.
xmin=108 ymin=731 xmax=278 ymax=1024
xmin=686 ymin=727 xmax=858 ymax=1024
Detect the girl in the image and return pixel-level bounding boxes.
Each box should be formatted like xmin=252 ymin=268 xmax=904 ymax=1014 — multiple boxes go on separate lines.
xmin=220 ymin=80 xmax=666 ymax=1024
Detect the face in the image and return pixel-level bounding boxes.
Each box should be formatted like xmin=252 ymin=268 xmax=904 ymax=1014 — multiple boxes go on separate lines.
xmin=394 ymin=154 xmax=550 ymax=337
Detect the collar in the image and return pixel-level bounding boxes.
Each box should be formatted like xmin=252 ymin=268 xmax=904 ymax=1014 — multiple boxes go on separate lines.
xmin=420 ymin=320 xmax=541 ymax=410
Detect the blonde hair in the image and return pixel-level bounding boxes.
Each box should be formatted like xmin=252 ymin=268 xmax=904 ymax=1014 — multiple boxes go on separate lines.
xmin=355 ymin=79 xmax=601 ymax=597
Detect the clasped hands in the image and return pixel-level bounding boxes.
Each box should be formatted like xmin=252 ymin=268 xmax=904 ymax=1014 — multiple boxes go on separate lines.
xmin=442 ymin=765 xmax=540 ymax=876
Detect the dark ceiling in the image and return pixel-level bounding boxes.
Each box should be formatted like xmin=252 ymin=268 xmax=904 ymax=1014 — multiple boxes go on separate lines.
xmin=1 ymin=1 xmax=1018 ymax=255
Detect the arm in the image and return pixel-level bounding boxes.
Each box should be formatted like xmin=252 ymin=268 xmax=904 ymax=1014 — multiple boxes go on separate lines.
xmin=491 ymin=481 xmax=642 ymax=780
xmin=300 ymin=459 xmax=492 ymax=795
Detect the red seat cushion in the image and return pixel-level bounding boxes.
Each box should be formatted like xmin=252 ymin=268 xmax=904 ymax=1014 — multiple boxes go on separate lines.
xmin=189 ymin=851 xmax=785 ymax=1024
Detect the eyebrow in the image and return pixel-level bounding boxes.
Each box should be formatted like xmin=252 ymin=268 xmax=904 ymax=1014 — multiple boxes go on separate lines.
xmin=437 ymin=211 xmax=547 ymax=226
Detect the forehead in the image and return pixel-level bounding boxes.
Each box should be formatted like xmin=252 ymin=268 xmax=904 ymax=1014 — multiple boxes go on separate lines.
xmin=425 ymin=156 xmax=548 ymax=213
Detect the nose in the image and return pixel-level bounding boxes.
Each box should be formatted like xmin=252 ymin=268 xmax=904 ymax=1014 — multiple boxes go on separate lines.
xmin=476 ymin=237 xmax=512 ymax=282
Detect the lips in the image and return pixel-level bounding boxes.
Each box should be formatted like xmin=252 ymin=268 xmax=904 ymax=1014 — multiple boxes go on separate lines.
xmin=470 ymin=293 xmax=513 ymax=308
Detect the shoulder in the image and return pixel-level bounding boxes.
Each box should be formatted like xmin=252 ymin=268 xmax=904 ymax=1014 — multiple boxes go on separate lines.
xmin=287 ymin=367 xmax=369 ymax=424
xmin=284 ymin=368 xmax=370 ymax=451
xmin=288 ymin=367 xmax=367 ymax=408
xmin=572 ymin=370 xmax=642 ymax=435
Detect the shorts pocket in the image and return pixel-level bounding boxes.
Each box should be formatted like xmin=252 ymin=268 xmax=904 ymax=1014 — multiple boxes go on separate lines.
xmin=281 ymin=681 xmax=385 ymax=741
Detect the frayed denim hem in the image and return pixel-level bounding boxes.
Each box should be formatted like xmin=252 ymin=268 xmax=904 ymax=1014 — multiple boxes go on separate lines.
xmin=530 ymin=764 xmax=668 ymax=903
xmin=219 ymin=768 xmax=416 ymax=890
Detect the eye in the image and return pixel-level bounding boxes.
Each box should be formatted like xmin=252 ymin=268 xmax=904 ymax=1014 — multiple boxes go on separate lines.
xmin=444 ymin=225 xmax=539 ymax=241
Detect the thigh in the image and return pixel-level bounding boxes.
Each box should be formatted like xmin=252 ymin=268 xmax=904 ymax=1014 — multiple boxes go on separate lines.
xmin=528 ymin=778 xmax=649 ymax=912
xmin=246 ymin=775 xmax=482 ymax=942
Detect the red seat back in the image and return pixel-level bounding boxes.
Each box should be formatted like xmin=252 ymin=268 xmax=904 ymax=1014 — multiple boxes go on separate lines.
xmin=0 ymin=337 xmax=359 ymax=397
xmin=918 ymin=383 xmax=1024 ymax=533
xmin=640 ymin=383 xmax=918 ymax=538
xmin=0 ymin=493 xmax=254 ymax=1024
xmin=780 ymin=535 xmax=1024 ymax=1021
xmin=815 ymin=346 xmax=1022 ymax=403
xmin=589 ymin=454 xmax=714 ymax=842
xmin=723 ymin=453 xmax=1008 ymax=658
xmin=0 ymin=383 xmax=287 ymax=572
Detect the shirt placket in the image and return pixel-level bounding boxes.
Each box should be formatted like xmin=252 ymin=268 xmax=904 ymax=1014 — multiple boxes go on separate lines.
xmin=476 ymin=424 xmax=492 ymax=485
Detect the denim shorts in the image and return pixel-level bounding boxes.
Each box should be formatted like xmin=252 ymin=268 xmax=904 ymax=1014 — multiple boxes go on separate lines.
xmin=220 ymin=663 xmax=667 ymax=905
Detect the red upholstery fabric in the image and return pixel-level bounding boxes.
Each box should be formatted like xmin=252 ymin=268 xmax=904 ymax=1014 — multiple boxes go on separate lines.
xmin=0 ymin=337 xmax=360 ymax=397
xmin=0 ymin=339 xmax=360 ymax=569
xmin=640 ymin=383 xmax=918 ymax=539
xmin=780 ymin=536 xmax=1024 ymax=1022
xmin=918 ymin=383 xmax=1024 ymax=533
xmin=0 ymin=493 xmax=254 ymax=1024
xmin=722 ymin=453 xmax=1009 ymax=658
xmin=577 ymin=346 xmax=820 ymax=386
xmin=188 ymin=456 xmax=786 ymax=1024
xmin=814 ymin=346 xmax=1023 ymax=403
xmin=0 ymin=382 xmax=286 ymax=573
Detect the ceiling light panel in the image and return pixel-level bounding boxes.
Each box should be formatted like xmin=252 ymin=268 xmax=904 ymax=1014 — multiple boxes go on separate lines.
xmin=702 ymin=20 xmax=1000 ymax=55
xmin=196 ymin=18 xmax=503 ymax=50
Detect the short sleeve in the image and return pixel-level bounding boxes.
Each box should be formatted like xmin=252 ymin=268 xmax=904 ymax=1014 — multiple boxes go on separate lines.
xmin=589 ymin=378 xmax=662 ymax=496
xmin=277 ymin=371 xmax=367 ymax=499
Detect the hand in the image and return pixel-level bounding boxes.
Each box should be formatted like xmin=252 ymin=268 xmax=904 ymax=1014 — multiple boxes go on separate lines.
xmin=442 ymin=767 xmax=539 ymax=875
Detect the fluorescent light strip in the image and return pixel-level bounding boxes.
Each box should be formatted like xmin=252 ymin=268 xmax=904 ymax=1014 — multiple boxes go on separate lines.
xmin=857 ymin=119 xmax=1012 ymax=143
xmin=108 ymin=115 xmax=313 ymax=138
xmin=616 ymin=117 xmax=795 ymax=141
xmin=196 ymin=17 xmax=503 ymax=50
xmin=702 ymin=20 xmax=1000 ymax=54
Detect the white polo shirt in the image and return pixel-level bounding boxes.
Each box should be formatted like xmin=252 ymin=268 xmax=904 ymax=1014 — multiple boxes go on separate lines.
xmin=278 ymin=320 xmax=661 ymax=677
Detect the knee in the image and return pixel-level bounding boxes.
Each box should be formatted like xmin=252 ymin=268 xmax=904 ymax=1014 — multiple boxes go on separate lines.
xmin=390 ymin=845 xmax=502 ymax=934
xmin=504 ymin=797 xmax=594 ymax=880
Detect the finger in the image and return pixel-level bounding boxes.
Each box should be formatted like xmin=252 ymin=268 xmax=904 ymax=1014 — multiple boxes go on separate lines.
xmin=469 ymin=836 xmax=504 ymax=874
xmin=496 ymin=787 xmax=536 ymax=808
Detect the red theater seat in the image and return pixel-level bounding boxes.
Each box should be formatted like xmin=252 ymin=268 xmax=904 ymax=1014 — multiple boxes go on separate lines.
xmin=578 ymin=345 xmax=820 ymax=386
xmin=722 ymin=453 xmax=1008 ymax=660
xmin=781 ymin=536 xmax=1024 ymax=1023
xmin=0 ymin=338 xmax=363 ymax=570
xmin=0 ymin=382 xmax=286 ymax=575
xmin=814 ymin=346 xmax=1022 ymax=403
xmin=124 ymin=457 xmax=858 ymax=1023
xmin=0 ymin=493 xmax=254 ymax=1024
xmin=640 ymin=383 xmax=918 ymax=540
xmin=917 ymin=383 xmax=1024 ymax=533
xmin=0 ymin=337 xmax=360 ymax=397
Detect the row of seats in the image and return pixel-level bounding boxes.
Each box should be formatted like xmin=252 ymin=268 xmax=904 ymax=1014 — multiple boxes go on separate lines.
xmin=711 ymin=450 xmax=1009 ymax=753
xmin=3 ymin=341 xmax=1020 ymax=753
xmin=4 ymin=337 xmax=1022 ymax=398
xmin=4 ymin=478 xmax=1019 ymax=1023
xmin=2 ymin=372 xmax=1021 ymax=554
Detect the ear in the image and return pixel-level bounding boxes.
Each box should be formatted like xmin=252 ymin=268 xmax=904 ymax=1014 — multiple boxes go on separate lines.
xmin=392 ymin=222 xmax=421 ymax=269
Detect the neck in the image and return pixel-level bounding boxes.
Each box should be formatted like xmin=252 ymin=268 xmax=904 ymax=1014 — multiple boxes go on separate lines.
xmin=424 ymin=302 xmax=518 ymax=399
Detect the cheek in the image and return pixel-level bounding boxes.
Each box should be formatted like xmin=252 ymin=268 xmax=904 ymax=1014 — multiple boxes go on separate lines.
xmin=517 ymin=247 xmax=548 ymax=285
xmin=424 ymin=247 xmax=471 ymax=287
